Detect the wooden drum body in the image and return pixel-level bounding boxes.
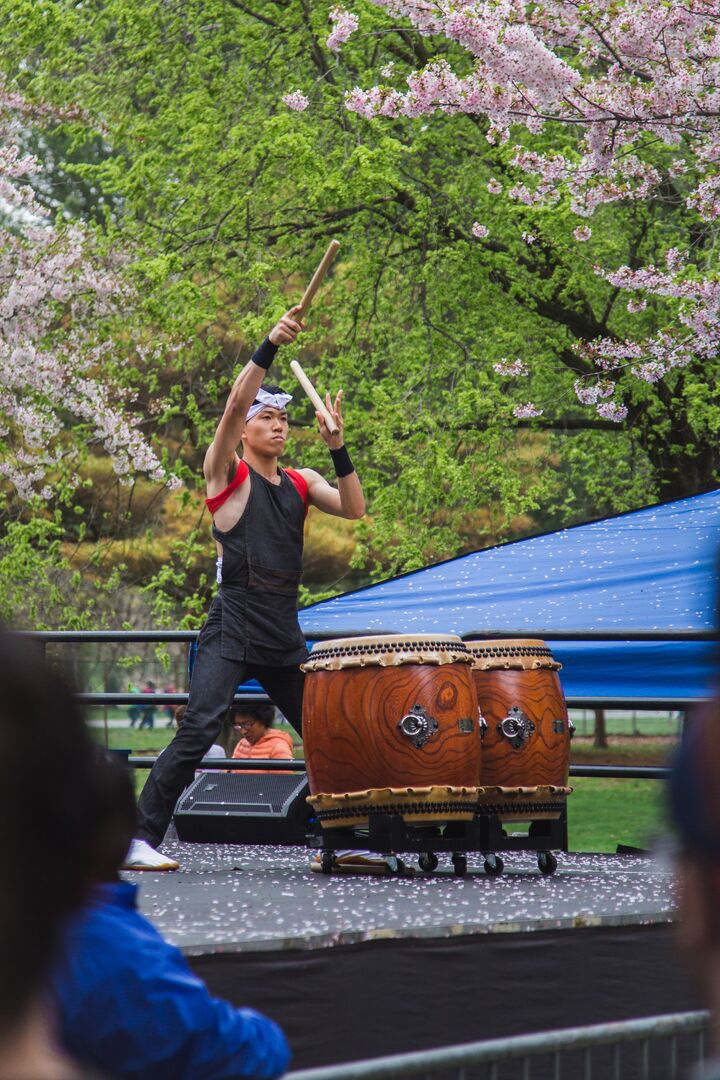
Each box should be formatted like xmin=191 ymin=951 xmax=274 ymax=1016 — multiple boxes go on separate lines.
xmin=302 ymin=635 xmax=481 ymax=828
xmin=467 ymin=639 xmax=573 ymax=818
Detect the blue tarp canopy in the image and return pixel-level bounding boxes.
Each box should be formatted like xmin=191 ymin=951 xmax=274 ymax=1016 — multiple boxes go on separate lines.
xmin=300 ymin=490 xmax=720 ymax=702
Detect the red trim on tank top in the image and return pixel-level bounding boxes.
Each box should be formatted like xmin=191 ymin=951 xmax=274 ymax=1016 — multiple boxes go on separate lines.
xmin=204 ymin=460 xmax=249 ymax=516
xmin=283 ymin=468 xmax=309 ymax=517
xmin=205 ymin=461 xmax=308 ymax=517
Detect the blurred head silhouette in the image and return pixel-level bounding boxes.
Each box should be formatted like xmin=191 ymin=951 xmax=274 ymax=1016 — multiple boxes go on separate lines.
xmin=0 ymin=628 xmax=103 ymax=1073
xmin=669 ymin=554 xmax=720 ymax=1053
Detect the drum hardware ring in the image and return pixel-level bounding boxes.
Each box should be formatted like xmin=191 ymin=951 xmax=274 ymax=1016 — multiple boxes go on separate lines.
xmin=498 ymin=706 xmax=536 ymax=749
xmin=397 ymin=705 xmax=439 ymax=749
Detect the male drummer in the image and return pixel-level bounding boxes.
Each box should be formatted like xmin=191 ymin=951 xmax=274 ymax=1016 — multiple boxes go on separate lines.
xmin=126 ymin=306 xmax=366 ymax=870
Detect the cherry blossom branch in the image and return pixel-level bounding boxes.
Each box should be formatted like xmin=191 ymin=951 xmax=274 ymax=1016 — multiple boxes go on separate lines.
xmin=0 ymin=88 xmax=179 ymax=501
xmin=325 ymin=0 xmax=720 ymax=422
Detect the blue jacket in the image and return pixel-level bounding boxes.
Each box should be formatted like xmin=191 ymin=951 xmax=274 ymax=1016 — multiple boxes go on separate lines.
xmin=51 ymin=881 xmax=291 ymax=1080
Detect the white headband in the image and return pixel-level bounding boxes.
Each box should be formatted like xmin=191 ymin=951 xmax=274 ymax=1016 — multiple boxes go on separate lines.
xmin=246 ymin=387 xmax=293 ymax=422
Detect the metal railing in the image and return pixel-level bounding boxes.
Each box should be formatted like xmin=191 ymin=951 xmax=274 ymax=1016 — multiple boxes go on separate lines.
xmin=287 ymin=1011 xmax=711 ymax=1080
xmin=123 ymin=757 xmax=672 ymax=779
xmin=76 ymin=690 xmax=708 ymax=711
xmin=29 ymin=626 xmax=717 ymax=700
xmin=25 ymin=628 xmax=719 ymax=642
xmin=26 ymin=628 xmax=713 ymax=779
xmin=33 ymin=623 xmax=714 ymax=712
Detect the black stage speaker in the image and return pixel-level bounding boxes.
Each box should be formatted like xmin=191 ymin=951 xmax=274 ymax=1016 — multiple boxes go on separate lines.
xmin=173 ymin=771 xmax=312 ymax=845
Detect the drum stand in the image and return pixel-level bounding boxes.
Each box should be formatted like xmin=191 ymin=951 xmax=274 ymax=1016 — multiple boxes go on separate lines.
xmin=308 ymin=804 xmax=567 ymax=878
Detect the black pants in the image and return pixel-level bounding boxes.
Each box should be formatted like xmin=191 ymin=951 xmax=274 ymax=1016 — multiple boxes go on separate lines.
xmin=136 ymin=616 xmax=305 ymax=847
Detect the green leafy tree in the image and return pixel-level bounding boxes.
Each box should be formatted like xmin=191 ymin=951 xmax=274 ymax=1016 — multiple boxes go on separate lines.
xmin=0 ymin=0 xmax=715 ymax=623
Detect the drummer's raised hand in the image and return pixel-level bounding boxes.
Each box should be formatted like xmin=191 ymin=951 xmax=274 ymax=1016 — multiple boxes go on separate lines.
xmin=269 ymin=305 xmax=305 ymax=346
xmin=316 ymin=391 xmax=345 ymax=450
xmin=304 ymin=388 xmax=364 ymax=519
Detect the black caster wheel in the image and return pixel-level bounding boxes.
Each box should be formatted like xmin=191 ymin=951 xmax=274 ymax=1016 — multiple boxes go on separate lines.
xmin=484 ymin=854 xmax=504 ymax=877
xmin=320 ymin=851 xmax=335 ymax=875
xmin=538 ymin=851 xmax=557 ymax=876
xmin=418 ymin=852 xmax=439 ymax=872
xmin=451 ymin=854 xmax=467 ymax=877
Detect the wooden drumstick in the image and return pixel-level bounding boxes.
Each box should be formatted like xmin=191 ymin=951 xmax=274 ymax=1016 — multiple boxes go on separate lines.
xmin=297 ymin=240 xmax=340 ymax=320
xmin=290 ymin=359 xmax=339 ymax=435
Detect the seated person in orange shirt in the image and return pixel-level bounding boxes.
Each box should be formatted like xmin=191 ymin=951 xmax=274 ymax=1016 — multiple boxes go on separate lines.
xmin=231 ymin=703 xmax=294 ymax=771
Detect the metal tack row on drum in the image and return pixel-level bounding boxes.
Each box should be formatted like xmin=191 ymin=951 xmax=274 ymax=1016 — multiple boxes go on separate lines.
xmin=301 ymin=633 xmax=573 ymax=831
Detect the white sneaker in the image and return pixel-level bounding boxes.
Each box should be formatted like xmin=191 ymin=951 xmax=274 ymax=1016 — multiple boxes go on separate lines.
xmin=123 ymin=838 xmax=179 ymax=871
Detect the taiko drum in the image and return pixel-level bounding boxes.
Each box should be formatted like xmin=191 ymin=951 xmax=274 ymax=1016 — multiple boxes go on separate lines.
xmin=302 ymin=635 xmax=481 ymax=828
xmin=466 ymin=639 xmax=573 ymax=814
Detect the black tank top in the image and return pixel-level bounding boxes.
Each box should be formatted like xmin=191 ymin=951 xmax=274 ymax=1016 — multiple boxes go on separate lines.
xmin=211 ymin=464 xmax=307 ymax=666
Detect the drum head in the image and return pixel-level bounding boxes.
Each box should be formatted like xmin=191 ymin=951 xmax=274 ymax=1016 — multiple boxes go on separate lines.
xmin=303 ymin=634 xmax=471 ymax=671
xmin=466 ymin=639 xmax=561 ymax=671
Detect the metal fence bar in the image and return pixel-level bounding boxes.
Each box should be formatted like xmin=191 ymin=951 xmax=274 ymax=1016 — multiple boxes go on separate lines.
xmin=20 ymin=629 xmax=396 ymax=643
xmin=20 ymin=629 xmax=719 ymax=642
xmin=285 ymin=1012 xmax=709 ymax=1080
xmin=121 ymin=755 xmax=670 ymax=779
xmin=565 ymin=697 xmax=704 ymax=709
xmin=670 ymin=1034 xmax=678 ymax=1080
xmin=82 ymin=693 xmax=272 ymax=706
xmin=127 ymin=756 xmax=306 ymax=770
xmin=570 ymin=764 xmax=670 ymax=779
xmin=81 ymin=692 xmax=708 ymax=709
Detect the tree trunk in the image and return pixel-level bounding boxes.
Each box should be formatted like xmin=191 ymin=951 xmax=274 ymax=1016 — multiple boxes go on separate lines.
xmin=593 ymin=708 xmax=608 ymax=749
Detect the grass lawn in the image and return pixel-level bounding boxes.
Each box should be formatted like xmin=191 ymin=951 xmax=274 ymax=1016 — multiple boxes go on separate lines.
xmin=92 ymin=723 xmax=672 ymax=853
xmin=566 ymin=777 xmax=668 ymax=853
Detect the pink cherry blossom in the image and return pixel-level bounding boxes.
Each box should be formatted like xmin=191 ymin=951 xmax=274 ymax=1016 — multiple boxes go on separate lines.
xmin=596 ymin=402 xmax=628 ymax=422
xmin=513 ymin=402 xmax=543 ymax=418
xmin=573 ymin=379 xmax=615 ymax=405
xmin=337 ymin=0 xmax=720 ymax=419
xmin=327 ymin=7 xmax=360 ymax=53
xmin=282 ymin=91 xmax=310 ymax=112
xmin=494 ymin=358 xmax=529 ymax=376
xmin=0 ymin=88 xmax=179 ymax=501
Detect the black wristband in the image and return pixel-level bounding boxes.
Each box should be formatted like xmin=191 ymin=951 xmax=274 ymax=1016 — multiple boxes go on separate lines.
xmin=250 ymin=337 xmax=278 ymax=371
xmin=330 ymin=445 xmax=355 ymax=478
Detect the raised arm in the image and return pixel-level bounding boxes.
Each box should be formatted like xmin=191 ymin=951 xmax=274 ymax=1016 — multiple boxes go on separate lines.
xmin=203 ymin=307 xmax=304 ymax=492
xmin=301 ymin=391 xmax=366 ymax=520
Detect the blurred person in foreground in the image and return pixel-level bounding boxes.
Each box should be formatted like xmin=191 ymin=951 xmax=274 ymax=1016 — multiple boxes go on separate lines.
xmin=669 ymin=558 xmax=720 ymax=1079
xmin=50 ymin=751 xmax=290 ymax=1080
xmin=0 ymin=629 xmax=110 ymax=1080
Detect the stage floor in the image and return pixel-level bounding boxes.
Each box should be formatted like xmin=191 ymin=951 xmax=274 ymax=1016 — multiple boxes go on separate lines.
xmin=125 ymin=842 xmax=676 ymax=955
xmin=123 ymin=843 xmax=694 ymax=1069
